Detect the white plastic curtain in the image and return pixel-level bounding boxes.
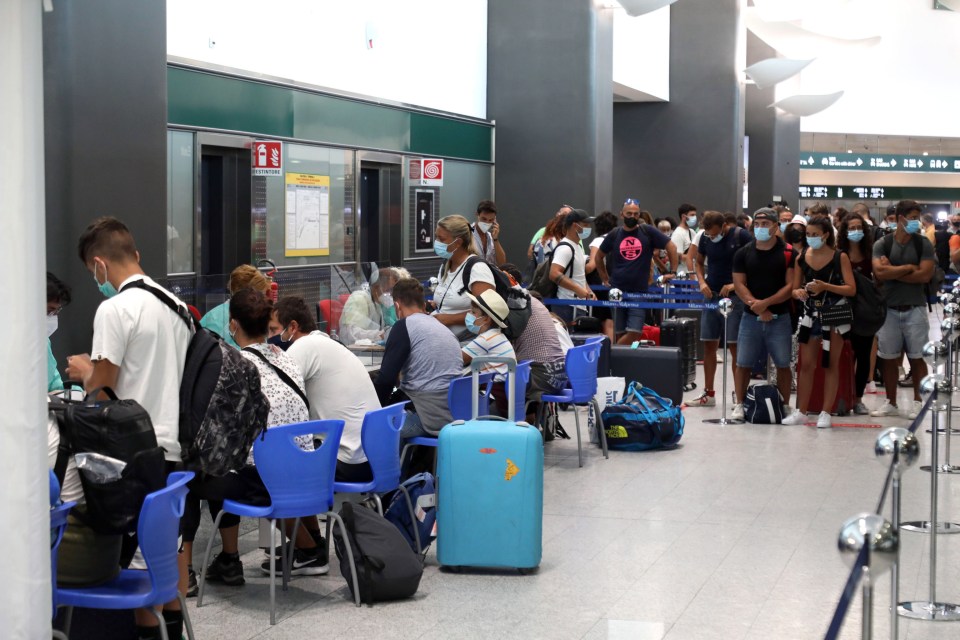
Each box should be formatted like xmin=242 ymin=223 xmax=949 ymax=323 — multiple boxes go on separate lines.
xmin=0 ymin=0 xmax=51 ymax=637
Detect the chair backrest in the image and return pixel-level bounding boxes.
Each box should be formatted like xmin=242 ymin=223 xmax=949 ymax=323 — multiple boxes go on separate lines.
xmin=448 ymin=372 xmax=494 ymax=421
xmin=50 ymin=500 xmax=75 ymax=618
xmin=253 ymin=420 xmax=344 ymax=519
xmin=49 ymin=469 xmax=60 ymax=507
xmin=139 ymin=471 xmax=194 ymax=605
xmin=510 ymin=360 xmax=533 ymax=422
xmin=360 ymin=402 xmax=409 ymax=493
xmin=566 ymin=342 xmax=601 ymax=402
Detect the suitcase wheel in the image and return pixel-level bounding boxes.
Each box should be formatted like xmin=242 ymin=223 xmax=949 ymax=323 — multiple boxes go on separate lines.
xmin=683 ymin=383 xmax=697 ymax=392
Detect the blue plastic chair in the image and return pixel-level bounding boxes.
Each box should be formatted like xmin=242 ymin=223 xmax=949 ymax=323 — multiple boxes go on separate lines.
xmin=196 ymin=420 xmax=361 ymax=621
xmin=333 ymin=402 xmax=424 ymax=553
xmin=49 ymin=470 xmax=74 ymax=640
xmin=541 ymin=342 xmax=610 ymax=467
xmin=511 ymin=360 xmax=533 ymax=422
xmin=400 ymin=373 xmax=495 ymax=475
xmin=58 ymin=472 xmax=196 ymax=640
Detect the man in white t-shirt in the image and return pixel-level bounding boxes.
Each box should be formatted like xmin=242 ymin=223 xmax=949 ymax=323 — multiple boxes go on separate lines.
xmin=275 ymin=296 xmax=382 ymax=480
xmin=65 ymin=216 xmax=192 ymax=640
xmin=670 ymin=203 xmax=699 ymax=272
xmin=550 ymin=209 xmax=597 ymax=322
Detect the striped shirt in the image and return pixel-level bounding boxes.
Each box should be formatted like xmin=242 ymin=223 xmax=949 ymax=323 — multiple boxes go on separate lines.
xmin=462 ymin=328 xmax=516 ymax=381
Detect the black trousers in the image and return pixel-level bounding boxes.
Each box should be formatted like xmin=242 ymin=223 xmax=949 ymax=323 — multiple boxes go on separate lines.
xmin=850 ymin=332 xmax=874 ymax=399
xmin=181 ymin=466 xmax=270 ymax=543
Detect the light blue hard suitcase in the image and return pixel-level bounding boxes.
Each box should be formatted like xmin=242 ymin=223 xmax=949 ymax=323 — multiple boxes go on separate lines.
xmin=437 ymin=357 xmax=543 ymax=572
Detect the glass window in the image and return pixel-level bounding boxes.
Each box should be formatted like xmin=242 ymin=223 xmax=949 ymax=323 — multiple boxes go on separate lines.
xmin=255 ymin=144 xmax=356 ymax=267
xmin=167 ymin=130 xmax=195 ymax=274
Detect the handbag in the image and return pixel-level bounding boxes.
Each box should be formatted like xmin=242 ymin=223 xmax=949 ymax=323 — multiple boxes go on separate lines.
xmin=600 ymin=382 xmax=684 ymax=451
xmin=819 ymin=301 xmax=853 ymax=326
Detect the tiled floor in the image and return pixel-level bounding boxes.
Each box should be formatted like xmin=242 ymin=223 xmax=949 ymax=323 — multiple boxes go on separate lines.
xmin=176 ymin=346 xmax=960 ymax=639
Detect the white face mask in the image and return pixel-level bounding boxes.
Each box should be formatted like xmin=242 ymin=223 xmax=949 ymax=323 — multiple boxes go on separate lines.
xmin=478 ymin=221 xmax=493 ymax=234
xmin=46 ymin=315 xmax=58 ymax=338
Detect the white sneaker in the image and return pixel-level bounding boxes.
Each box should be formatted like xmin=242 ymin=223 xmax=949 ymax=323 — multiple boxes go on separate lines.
xmin=731 ymin=404 xmax=744 ymax=420
xmin=816 ymin=411 xmax=832 ymax=429
xmin=690 ymin=391 xmax=716 ymax=407
xmin=904 ymin=400 xmax=922 ymax=420
xmin=870 ymin=401 xmax=899 ymax=417
xmin=865 ymin=381 xmax=878 ymax=394
xmin=781 ymin=411 xmax=807 ymax=425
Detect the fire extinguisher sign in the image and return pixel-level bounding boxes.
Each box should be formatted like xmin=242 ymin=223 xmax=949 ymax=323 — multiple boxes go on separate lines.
xmin=253 ymin=141 xmax=283 ymax=176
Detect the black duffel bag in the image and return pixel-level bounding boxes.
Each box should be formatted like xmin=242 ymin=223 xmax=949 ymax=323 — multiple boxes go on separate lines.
xmin=52 ymin=386 xmax=165 ymax=535
xmin=333 ymin=501 xmax=423 ymax=605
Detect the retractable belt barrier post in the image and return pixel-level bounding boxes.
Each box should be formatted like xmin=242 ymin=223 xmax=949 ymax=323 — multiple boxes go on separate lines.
xmin=705 ymin=298 xmax=742 ymax=426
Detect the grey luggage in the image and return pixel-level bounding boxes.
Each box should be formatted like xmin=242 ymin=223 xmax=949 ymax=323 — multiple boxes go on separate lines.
xmin=610 ymin=345 xmax=683 ymax=406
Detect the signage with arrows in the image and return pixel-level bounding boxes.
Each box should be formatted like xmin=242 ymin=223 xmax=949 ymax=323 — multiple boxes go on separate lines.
xmin=800 ymin=152 xmax=960 ymax=173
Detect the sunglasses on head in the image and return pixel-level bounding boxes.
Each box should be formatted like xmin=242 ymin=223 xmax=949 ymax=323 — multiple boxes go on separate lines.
xmin=624 ymin=198 xmax=639 ymax=206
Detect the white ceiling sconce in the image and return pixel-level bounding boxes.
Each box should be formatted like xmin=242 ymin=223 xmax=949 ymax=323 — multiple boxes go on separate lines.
xmin=770 ymin=91 xmax=844 ymax=117
xmin=616 ymin=0 xmax=679 ymax=18
xmin=744 ymin=58 xmax=814 ymax=90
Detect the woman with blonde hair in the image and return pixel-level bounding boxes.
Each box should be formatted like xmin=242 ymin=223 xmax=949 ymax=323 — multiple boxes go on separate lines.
xmin=432 ymin=214 xmax=496 ymax=340
xmin=200 ymin=264 xmax=271 ymax=348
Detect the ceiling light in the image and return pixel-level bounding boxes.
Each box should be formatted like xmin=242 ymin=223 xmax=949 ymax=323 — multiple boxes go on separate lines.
xmin=744 ymin=58 xmax=815 ymax=90
xmin=770 ymin=91 xmax=844 ymax=117
xmin=923 ymin=151 xmax=929 ymax=156
xmin=616 ymin=0 xmax=679 ymax=17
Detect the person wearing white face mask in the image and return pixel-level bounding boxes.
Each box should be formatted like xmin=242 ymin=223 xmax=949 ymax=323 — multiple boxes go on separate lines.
xmin=549 ymin=209 xmax=597 ymax=323
xmin=339 ymin=265 xmax=409 ymax=345
xmin=46 ymin=271 xmax=72 ymax=392
xmin=671 ymin=203 xmax=699 ymax=272
xmin=472 ymin=200 xmax=506 ymax=265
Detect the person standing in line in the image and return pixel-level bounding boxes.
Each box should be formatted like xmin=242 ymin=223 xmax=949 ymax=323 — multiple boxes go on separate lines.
xmin=472 ymin=200 xmax=506 ymax=265
xmin=732 ymin=208 xmax=797 ymax=417
xmin=870 ymin=200 xmax=935 ymax=419
xmin=586 ymin=211 xmax=619 ymax=342
xmin=837 ymin=215 xmax=877 ymax=411
xmin=528 ymin=204 xmax=573 ymax=262
xmin=550 ymin=209 xmax=597 ymax=323
xmin=671 ymin=204 xmax=699 ymax=273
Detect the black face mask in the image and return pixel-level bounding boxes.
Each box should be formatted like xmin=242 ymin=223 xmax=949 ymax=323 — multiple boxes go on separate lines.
xmin=623 ymin=217 xmax=639 ymax=229
xmin=267 ymin=334 xmax=291 ymax=351
xmin=785 ymin=228 xmax=805 ymax=244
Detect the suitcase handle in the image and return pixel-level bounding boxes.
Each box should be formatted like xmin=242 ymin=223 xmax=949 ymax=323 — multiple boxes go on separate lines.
xmin=470 ymin=356 xmax=518 ymax=422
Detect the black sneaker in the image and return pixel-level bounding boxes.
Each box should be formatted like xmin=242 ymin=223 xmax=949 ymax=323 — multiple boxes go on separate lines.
xmin=260 ymin=546 xmax=329 ymax=576
xmin=186 ymin=567 xmax=198 ymax=597
xmin=204 ymin=551 xmax=245 ymax=586
xmin=266 ymin=530 xmax=326 ymax=558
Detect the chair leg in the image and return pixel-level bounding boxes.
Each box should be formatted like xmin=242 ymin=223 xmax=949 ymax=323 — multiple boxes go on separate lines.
xmin=398 ymin=485 xmax=422 ymax=557
xmin=399 ymin=443 xmax=412 ymax=475
xmin=593 ymin=399 xmax=609 ymax=460
xmin=197 ymin=509 xmax=227 ymax=607
xmin=372 ymin=493 xmax=383 ymax=516
xmin=573 ymin=404 xmax=583 ymax=467
xmin=149 ymin=607 xmax=169 ymax=640
xmin=269 ymin=519 xmax=278 ymax=625
xmin=178 ymin=593 xmax=196 ymax=640
xmin=328 ymin=512 xmax=362 ymax=607
xmin=63 ymin=606 xmax=73 ymax=637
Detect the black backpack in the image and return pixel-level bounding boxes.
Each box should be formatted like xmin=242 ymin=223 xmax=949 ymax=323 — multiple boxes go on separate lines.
xmin=333 ymin=502 xmax=424 ymax=604
xmin=457 ymin=256 xmax=533 ymax=340
xmin=51 ymin=387 xmax=166 ymax=535
xmin=528 ymin=240 xmax=576 ymax=299
xmin=124 ymin=280 xmax=271 ymax=476
xmin=850 ymin=270 xmax=886 ymax=337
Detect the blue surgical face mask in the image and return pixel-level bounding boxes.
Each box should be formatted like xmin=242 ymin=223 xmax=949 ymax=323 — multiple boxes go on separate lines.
xmin=687 ymin=216 xmax=698 ymax=228
xmin=780 ymin=222 xmax=789 ymax=233
xmin=710 ymin=229 xmax=724 ymax=243
xmin=848 ymin=230 xmax=865 ymax=243
xmin=434 ymin=239 xmax=455 ymax=259
xmin=807 ymin=236 xmax=824 ymax=250
xmin=465 ymin=312 xmax=482 ymax=334
xmin=578 ymin=226 xmax=592 ymax=240
xmin=755 ymin=227 xmax=772 ymax=242
xmin=93 ymin=261 xmax=118 ymax=298
xmin=905 ymin=219 xmax=921 ymax=234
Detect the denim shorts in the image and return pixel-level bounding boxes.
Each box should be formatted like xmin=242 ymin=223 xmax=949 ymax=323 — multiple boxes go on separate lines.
xmin=736 ymin=313 xmax=793 ymax=369
xmin=701 ymin=295 xmax=744 ymax=343
xmin=615 ymin=306 xmax=646 ymax=333
xmin=877 ymin=305 xmax=930 ymax=360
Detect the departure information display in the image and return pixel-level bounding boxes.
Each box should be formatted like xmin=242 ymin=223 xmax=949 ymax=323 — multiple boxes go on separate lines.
xmin=799 ymin=152 xmax=960 ymax=173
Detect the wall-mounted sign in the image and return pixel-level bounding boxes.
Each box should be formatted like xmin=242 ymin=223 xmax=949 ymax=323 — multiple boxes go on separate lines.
xmin=415 ymin=190 xmax=435 ymax=253
xmin=285 ymin=173 xmax=330 ymax=257
xmin=799 ymin=185 xmax=960 ymax=201
xmin=253 ymin=141 xmax=283 ymax=176
xmin=800 ymin=152 xmax=960 ymax=173
xmin=409 ymin=158 xmax=444 ymax=186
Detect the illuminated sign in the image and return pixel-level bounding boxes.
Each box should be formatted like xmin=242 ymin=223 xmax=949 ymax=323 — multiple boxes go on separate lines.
xmin=799 ymin=152 xmax=960 ymax=173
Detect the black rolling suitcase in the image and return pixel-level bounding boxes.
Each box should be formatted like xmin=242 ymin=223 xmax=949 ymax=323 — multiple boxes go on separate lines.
xmin=672 ymin=309 xmax=704 ymax=361
xmin=610 ymin=345 xmax=683 ymax=406
xmin=571 ymin=334 xmax=611 ymax=378
xmin=660 ymin=317 xmax=697 ymax=392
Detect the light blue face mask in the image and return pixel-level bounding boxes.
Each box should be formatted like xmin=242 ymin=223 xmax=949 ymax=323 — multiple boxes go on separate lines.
xmin=755 ymin=227 xmax=772 ymax=242
xmin=780 ymin=222 xmax=789 ymax=234
xmin=807 ymin=236 xmax=824 ymax=250
xmin=93 ymin=261 xmax=118 ymax=298
xmin=709 ymin=229 xmax=724 ymax=243
xmin=687 ymin=216 xmax=698 ymax=228
xmin=578 ymin=226 xmax=592 ymax=240
xmin=465 ymin=312 xmax=482 ymax=334
xmin=905 ymin=219 xmax=922 ymax=234
xmin=434 ymin=239 xmax=455 ymax=259
xmin=848 ymin=230 xmax=865 ymax=243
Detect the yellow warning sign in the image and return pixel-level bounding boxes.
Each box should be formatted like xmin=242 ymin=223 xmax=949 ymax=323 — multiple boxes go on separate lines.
xmin=505 ymin=458 xmax=519 ymax=481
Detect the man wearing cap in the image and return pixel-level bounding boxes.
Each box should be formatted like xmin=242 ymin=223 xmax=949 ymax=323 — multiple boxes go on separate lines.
xmin=462 ymin=289 xmax=517 ymax=383
xmin=550 ymin=209 xmax=597 ymax=322
xmin=595 ymin=198 xmax=678 ymax=344
xmin=732 ymin=208 xmax=797 ymax=418
xmin=473 ymin=200 xmax=506 ymax=265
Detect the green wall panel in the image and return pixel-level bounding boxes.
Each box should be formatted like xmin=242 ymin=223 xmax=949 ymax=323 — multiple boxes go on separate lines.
xmin=167 ymin=67 xmax=492 ymax=162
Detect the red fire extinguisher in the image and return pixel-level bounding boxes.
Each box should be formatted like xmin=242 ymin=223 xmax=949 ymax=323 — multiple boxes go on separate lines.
xmin=257 ymin=259 xmax=279 ymax=302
